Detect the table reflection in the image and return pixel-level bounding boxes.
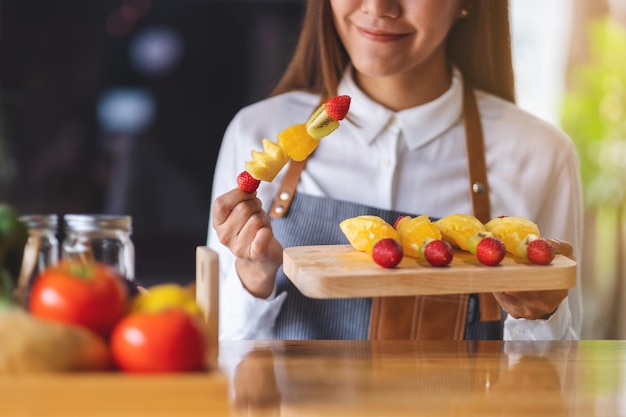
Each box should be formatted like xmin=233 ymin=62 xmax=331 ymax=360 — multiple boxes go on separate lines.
xmin=222 ymin=340 xmax=580 ymax=416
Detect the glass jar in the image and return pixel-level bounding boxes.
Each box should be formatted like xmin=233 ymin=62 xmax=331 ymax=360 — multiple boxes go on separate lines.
xmin=62 ymin=214 xmax=135 ymax=282
xmin=16 ymin=214 xmax=59 ymax=306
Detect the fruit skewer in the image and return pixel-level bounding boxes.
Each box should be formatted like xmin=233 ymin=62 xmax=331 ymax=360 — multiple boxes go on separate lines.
xmin=340 ymin=213 xmax=566 ymax=268
xmin=236 ymin=95 xmax=351 ymax=193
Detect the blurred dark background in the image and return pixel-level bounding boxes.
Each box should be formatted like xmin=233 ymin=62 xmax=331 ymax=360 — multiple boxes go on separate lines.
xmin=0 ymin=0 xmax=305 ymax=286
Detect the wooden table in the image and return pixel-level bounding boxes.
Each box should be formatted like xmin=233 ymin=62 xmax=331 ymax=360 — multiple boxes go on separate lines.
xmin=2 ymin=339 xmax=625 ymax=416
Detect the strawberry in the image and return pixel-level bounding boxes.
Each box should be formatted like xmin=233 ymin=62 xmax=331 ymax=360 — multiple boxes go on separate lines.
xmin=476 ymin=237 xmax=506 ymax=266
xmin=372 ymin=238 xmax=403 ymax=269
xmin=237 ymin=170 xmax=261 ymax=193
xmin=467 ymin=231 xmax=494 ymax=255
xmin=526 ymin=238 xmax=555 ymax=265
xmin=325 ymin=95 xmax=351 ymax=121
xmin=420 ymin=238 xmax=454 ymax=267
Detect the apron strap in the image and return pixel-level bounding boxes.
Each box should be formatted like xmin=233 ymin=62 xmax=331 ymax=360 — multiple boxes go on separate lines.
xmin=461 ymin=82 xmax=501 ymax=324
xmin=269 ymin=160 xmax=306 ymax=218
xmin=271 ymin=79 xmax=501 ymax=339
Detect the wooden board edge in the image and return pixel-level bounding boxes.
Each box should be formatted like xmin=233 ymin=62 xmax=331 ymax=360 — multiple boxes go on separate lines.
xmin=284 ymin=245 xmax=577 ymax=300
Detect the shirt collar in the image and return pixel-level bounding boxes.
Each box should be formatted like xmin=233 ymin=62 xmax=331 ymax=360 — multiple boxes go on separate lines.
xmin=337 ymin=66 xmax=464 ymax=151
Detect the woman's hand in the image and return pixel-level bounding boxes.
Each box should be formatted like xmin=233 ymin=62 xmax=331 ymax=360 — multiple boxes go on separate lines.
xmin=212 ymin=189 xmax=283 ymax=299
xmin=492 ymin=289 xmax=568 ymax=320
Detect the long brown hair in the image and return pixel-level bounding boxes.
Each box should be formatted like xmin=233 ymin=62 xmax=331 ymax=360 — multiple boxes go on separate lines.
xmin=271 ymin=0 xmax=515 ymax=103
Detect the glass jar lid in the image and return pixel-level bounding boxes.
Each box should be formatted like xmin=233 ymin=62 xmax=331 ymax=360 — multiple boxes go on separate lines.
xmin=19 ymin=214 xmax=58 ymax=230
xmin=63 ymin=214 xmax=132 ymax=233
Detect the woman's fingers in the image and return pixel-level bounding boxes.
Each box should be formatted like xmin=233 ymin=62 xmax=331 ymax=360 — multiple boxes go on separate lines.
xmin=493 ymin=288 xmax=568 ymax=320
xmin=212 ymin=189 xmax=260 ymax=227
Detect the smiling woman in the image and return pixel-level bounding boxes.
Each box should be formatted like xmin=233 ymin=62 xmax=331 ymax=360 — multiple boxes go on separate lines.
xmin=330 ymin=0 xmax=464 ymax=110
xmin=208 ymin=0 xmax=583 ymax=342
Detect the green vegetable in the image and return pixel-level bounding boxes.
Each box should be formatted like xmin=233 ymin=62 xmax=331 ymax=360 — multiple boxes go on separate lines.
xmin=0 ymin=203 xmax=27 ymax=296
xmin=0 ymin=268 xmax=16 ymax=311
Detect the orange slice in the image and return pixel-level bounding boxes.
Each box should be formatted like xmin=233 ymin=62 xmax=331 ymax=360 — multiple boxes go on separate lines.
xmin=276 ymin=123 xmax=320 ymax=162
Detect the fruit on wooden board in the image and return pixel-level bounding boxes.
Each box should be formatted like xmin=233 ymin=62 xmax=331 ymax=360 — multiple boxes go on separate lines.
xmin=340 ymin=215 xmax=400 ymax=255
xmin=372 ymin=238 xmax=403 ymax=268
xmin=419 ymin=238 xmax=454 ymax=267
xmin=342 ymin=212 xmax=561 ymax=268
xmin=394 ymin=215 xmax=442 ymax=258
xmin=435 ymin=213 xmax=486 ymax=251
xmin=475 ymin=236 xmax=507 ymax=266
xmin=485 ymin=216 xmax=541 ymax=254
xmin=517 ymin=234 xmax=556 ymax=265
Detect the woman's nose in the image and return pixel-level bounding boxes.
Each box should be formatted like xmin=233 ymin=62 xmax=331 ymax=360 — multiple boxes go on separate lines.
xmin=360 ymin=0 xmax=401 ymax=19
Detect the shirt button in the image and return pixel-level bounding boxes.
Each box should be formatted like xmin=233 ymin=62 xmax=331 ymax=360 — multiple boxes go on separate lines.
xmin=513 ymin=328 xmax=524 ymax=335
xmin=381 ymin=159 xmax=391 ymax=168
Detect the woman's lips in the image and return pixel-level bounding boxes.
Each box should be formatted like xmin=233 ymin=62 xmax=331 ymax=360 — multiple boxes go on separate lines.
xmin=357 ymin=26 xmax=409 ymax=42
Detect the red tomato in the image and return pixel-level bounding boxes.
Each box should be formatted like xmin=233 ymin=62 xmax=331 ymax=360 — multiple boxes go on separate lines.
xmin=29 ymin=260 xmax=128 ymax=338
xmin=110 ymin=309 xmax=207 ymax=373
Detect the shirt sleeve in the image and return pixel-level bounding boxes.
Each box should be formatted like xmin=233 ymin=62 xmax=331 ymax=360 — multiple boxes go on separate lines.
xmin=219 ymin=262 xmax=287 ymax=340
xmin=531 ymin=135 xmax=584 ymax=339
xmin=488 ymin=108 xmax=584 ymax=340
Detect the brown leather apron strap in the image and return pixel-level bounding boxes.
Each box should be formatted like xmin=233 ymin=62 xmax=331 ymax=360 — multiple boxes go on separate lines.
xmin=269 ymin=160 xmax=306 ymax=218
xmin=463 ymin=82 xmax=491 ymax=225
xmin=462 ymin=82 xmax=501 ymax=324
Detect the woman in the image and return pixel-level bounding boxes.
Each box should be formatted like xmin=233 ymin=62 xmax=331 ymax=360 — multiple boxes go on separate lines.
xmin=208 ymin=0 xmax=583 ymax=340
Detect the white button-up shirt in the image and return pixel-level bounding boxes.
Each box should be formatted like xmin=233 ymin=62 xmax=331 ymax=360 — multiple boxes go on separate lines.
xmin=208 ymin=69 xmax=583 ymax=341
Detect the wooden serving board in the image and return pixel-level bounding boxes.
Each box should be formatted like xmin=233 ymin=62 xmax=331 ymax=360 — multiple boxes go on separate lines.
xmin=283 ymin=245 xmax=577 ymax=299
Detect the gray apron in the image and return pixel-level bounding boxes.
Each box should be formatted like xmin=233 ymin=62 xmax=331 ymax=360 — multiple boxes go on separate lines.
xmin=270 ymin=192 xmax=504 ymax=340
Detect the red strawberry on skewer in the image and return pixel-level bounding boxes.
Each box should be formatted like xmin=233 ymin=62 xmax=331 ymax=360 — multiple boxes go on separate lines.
xmin=325 ymin=95 xmax=351 ymax=121
xmin=237 ymin=170 xmax=261 ymax=193
xmin=419 ymin=238 xmax=454 ymax=267
xmin=372 ymin=238 xmax=403 ymax=269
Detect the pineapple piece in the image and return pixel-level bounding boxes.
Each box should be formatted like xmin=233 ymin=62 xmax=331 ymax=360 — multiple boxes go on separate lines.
xmin=485 ymin=216 xmax=541 ymax=254
xmin=245 ymin=138 xmax=289 ymax=182
xmin=395 ymin=215 xmax=442 ymax=258
xmin=435 ymin=214 xmax=486 ymax=251
xmin=339 ymin=215 xmax=399 ymax=255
